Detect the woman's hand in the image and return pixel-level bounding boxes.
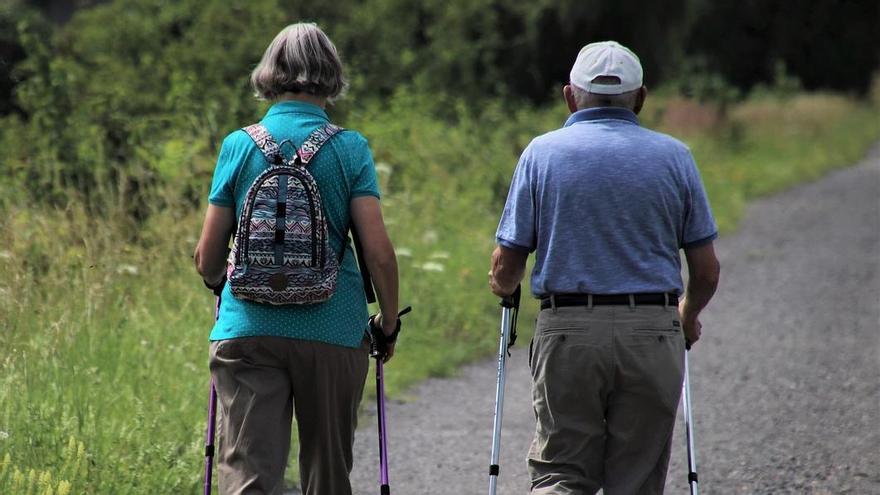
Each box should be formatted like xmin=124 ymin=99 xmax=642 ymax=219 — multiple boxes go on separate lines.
xmin=369 ymin=307 xmax=412 ymax=363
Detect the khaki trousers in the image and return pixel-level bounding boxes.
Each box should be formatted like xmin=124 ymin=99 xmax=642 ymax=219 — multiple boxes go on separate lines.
xmin=209 ymin=336 xmax=369 ymax=495
xmin=528 ymin=305 xmax=685 ymax=495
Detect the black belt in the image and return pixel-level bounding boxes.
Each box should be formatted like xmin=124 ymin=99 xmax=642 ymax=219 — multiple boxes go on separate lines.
xmin=540 ymin=293 xmax=678 ymax=310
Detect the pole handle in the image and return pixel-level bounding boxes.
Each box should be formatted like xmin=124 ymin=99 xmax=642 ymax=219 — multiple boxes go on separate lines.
xmin=500 ymin=285 xmax=521 ymax=309
xmin=499 ymin=285 xmax=521 ymax=351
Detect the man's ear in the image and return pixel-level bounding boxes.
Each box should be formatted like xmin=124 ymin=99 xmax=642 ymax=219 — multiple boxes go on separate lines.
xmin=633 ymin=86 xmax=648 ymax=115
xmin=563 ymin=85 xmax=579 ymax=113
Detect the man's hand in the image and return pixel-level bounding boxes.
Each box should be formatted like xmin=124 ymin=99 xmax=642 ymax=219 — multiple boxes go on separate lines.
xmin=679 ymin=299 xmax=702 ymax=348
xmin=678 ymin=299 xmax=703 ymax=350
xmin=680 ymin=242 xmax=720 ymax=350
xmin=489 ymin=245 xmax=528 ymax=297
xmin=488 ymin=270 xmax=511 ymax=298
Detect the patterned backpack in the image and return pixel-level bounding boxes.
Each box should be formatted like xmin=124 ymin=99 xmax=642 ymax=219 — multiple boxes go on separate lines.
xmin=227 ymin=123 xmax=343 ymax=305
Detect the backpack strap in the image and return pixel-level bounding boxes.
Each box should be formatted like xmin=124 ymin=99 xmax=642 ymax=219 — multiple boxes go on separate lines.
xmin=242 ymin=123 xmax=343 ymax=166
xmin=242 ymin=124 xmax=282 ymax=165
xmin=297 ymin=124 xmax=343 ymax=165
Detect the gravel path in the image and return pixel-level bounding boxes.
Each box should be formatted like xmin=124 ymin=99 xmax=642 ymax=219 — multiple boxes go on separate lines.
xmin=345 ymin=146 xmax=880 ymax=495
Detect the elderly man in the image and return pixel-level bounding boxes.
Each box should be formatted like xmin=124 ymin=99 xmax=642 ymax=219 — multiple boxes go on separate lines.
xmin=489 ymin=41 xmax=720 ymax=494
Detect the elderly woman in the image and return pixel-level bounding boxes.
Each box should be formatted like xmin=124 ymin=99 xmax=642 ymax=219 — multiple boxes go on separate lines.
xmin=194 ymin=23 xmax=400 ymax=495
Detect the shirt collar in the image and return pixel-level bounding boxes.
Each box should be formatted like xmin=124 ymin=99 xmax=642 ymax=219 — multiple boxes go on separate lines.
xmin=265 ymin=100 xmax=329 ymax=120
xmin=564 ymin=107 xmax=640 ymax=127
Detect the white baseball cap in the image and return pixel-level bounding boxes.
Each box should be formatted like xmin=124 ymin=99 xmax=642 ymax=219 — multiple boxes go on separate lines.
xmin=569 ymin=41 xmax=643 ymax=95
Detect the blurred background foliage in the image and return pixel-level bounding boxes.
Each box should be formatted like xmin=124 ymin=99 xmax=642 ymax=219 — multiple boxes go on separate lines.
xmin=1 ymin=0 xmax=879 ymax=493
xmin=1 ymin=0 xmax=878 ymax=212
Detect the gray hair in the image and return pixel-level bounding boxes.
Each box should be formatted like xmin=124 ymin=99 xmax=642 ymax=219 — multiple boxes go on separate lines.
xmin=250 ymin=23 xmax=347 ymax=101
xmin=571 ymin=77 xmax=639 ymax=110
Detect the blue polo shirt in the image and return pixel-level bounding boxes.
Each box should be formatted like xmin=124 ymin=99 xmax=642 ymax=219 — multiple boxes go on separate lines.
xmin=207 ymin=100 xmax=379 ymax=347
xmin=496 ymin=107 xmax=717 ymax=297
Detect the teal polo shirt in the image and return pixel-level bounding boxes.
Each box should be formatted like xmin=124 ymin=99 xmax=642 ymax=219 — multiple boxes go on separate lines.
xmin=207 ymin=100 xmax=380 ymax=348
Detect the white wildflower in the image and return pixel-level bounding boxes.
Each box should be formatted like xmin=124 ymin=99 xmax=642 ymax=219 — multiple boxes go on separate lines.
xmin=429 ymin=251 xmax=450 ymax=260
xmin=396 ymin=247 xmax=413 ymax=257
xmin=116 ymin=264 xmax=139 ymax=275
xmin=0 ymin=431 xmax=9 ymax=440
xmin=422 ymin=230 xmax=438 ymax=244
xmin=418 ymin=262 xmax=445 ymax=272
xmin=375 ymin=162 xmax=392 ymax=175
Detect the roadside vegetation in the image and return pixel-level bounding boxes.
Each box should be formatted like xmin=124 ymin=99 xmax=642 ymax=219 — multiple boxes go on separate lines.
xmin=1 ymin=0 xmax=878 ymax=493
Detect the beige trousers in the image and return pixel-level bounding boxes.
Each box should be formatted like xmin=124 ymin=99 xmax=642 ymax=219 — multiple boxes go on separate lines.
xmin=209 ymin=336 xmax=369 ymax=495
xmin=528 ymin=305 xmax=685 ymax=495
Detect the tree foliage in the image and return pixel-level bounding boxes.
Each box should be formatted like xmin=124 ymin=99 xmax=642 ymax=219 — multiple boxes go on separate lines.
xmin=685 ymin=0 xmax=880 ymax=94
xmin=0 ymin=0 xmax=878 ymax=214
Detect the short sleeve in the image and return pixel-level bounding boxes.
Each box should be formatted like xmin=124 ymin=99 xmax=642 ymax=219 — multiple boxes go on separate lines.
xmin=681 ymin=153 xmax=718 ymax=248
xmin=349 ymin=134 xmax=381 ymax=199
xmin=495 ymin=147 xmax=537 ymax=252
xmin=208 ymin=132 xmax=244 ymax=207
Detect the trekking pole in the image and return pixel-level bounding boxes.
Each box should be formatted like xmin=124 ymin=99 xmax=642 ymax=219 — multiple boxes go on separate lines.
xmin=203 ymin=384 xmax=218 ymax=495
xmin=369 ymin=307 xmax=412 ymax=495
xmin=203 ymin=295 xmax=221 ymax=495
xmin=374 ymin=353 xmax=390 ymax=495
xmin=682 ymin=349 xmax=699 ymax=495
xmin=488 ymin=285 xmax=521 ymax=495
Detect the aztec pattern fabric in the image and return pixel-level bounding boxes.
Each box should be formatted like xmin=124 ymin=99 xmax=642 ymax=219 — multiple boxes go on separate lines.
xmin=228 ymin=123 xmax=343 ymax=305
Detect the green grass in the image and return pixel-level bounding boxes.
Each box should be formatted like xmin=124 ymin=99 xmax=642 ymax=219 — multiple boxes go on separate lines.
xmin=1 ymin=91 xmax=879 ymax=493
xmin=684 ymin=93 xmax=880 ymax=232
